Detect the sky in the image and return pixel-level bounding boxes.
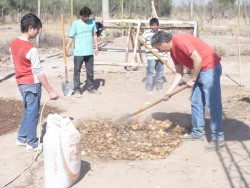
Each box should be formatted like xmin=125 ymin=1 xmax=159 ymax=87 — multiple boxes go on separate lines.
xmin=173 ymin=0 xmax=209 ymax=6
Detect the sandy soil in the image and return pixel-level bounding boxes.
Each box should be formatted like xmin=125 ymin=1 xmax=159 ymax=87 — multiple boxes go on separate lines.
xmin=0 ymin=30 xmax=250 ymax=187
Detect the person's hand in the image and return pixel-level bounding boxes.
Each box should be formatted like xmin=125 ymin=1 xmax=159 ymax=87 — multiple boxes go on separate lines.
xmin=139 ymin=38 xmax=144 ymax=45
xmin=95 ymin=48 xmax=99 ymax=56
xmin=186 ymin=79 xmax=195 ymax=88
xmin=49 ymin=90 xmax=59 ymax=100
xmin=163 ymin=90 xmax=172 ymax=101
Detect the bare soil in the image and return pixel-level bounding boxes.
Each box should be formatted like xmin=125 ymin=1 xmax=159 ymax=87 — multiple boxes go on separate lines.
xmin=0 ymin=99 xmax=62 ymax=136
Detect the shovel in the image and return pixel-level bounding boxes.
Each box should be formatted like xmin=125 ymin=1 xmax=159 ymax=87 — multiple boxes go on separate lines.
xmin=138 ymin=37 xmax=175 ymax=73
xmin=117 ymin=85 xmax=187 ymax=122
xmin=61 ymin=13 xmax=74 ymax=96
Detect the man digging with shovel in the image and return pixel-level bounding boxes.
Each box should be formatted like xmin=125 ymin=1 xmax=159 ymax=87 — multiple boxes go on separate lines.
xmin=151 ymin=31 xmax=224 ymax=151
xmin=66 ymin=6 xmax=99 ymax=97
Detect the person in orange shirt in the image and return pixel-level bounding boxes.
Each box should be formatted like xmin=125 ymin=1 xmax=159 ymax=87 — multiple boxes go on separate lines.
xmin=151 ymin=31 xmax=224 ymax=151
xmin=10 ymin=13 xmax=59 ymax=151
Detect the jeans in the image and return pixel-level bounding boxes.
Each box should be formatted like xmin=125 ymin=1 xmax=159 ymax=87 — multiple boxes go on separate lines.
xmin=17 ymin=83 xmax=42 ymax=147
xmin=145 ymin=59 xmax=164 ymax=91
xmin=191 ymin=63 xmax=224 ymax=141
xmin=74 ymin=55 xmax=95 ymax=91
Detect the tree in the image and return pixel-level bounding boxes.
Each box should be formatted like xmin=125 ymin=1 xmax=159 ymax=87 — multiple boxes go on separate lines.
xmin=102 ymin=0 xmax=109 ymax=19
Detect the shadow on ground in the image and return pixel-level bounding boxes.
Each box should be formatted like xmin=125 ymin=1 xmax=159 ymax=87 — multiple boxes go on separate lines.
xmin=152 ymin=112 xmax=250 ymax=188
xmin=0 ymin=72 xmax=15 ymax=83
xmin=73 ymin=160 xmax=91 ymax=186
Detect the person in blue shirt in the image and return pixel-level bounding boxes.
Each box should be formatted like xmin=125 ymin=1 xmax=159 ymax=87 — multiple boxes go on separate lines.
xmin=66 ymin=6 xmax=99 ymax=96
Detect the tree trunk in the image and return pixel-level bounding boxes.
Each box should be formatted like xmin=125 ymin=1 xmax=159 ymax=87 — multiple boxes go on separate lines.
xmin=102 ymin=0 xmax=110 ymax=20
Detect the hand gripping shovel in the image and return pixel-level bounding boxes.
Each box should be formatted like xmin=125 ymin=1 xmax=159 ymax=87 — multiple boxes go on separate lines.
xmin=61 ymin=13 xmax=74 ymax=96
xmin=117 ymin=85 xmax=187 ymax=122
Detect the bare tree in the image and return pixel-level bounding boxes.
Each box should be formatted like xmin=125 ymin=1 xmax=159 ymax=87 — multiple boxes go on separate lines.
xmin=102 ymin=0 xmax=109 ymax=20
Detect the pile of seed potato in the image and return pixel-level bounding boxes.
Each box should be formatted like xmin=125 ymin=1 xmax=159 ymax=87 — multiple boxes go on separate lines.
xmin=78 ymin=119 xmax=186 ymax=160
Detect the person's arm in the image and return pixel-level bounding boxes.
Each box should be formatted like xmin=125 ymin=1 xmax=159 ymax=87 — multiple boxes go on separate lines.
xmin=66 ymin=22 xmax=76 ymax=56
xmin=163 ymin=64 xmax=184 ymax=100
xmin=65 ymin=37 xmax=73 ymax=56
xmin=139 ymin=37 xmax=145 ymax=45
xmin=94 ymin=32 xmax=99 ymax=55
xmin=139 ymin=31 xmax=147 ymax=45
xmin=38 ymin=75 xmax=59 ymax=100
xmin=186 ymin=50 xmax=202 ymax=87
xmin=28 ymin=48 xmax=59 ymax=100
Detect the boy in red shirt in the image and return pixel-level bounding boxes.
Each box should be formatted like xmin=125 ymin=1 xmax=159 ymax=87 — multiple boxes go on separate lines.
xmin=151 ymin=31 xmax=224 ymax=151
xmin=10 ymin=13 xmax=59 ymax=151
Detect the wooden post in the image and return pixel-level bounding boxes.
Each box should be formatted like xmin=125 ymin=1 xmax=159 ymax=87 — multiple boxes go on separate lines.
xmin=36 ymin=0 xmax=41 ymax=47
xmin=130 ymin=29 xmax=138 ymax=63
xmin=151 ymin=1 xmax=158 ymax=18
xmin=124 ymin=27 xmax=132 ymax=70
xmin=237 ymin=0 xmax=242 ymax=86
xmin=137 ymin=41 xmax=145 ymax=66
xmin=125 ymin=27 xmax=132 ymax=63
xmin=71 ymin=0 xmax=74 ymax=49
xmin=158 ymin=0 xmax=161 ymax=17
xmin=132 ymin=21 xmax=141 ymax=64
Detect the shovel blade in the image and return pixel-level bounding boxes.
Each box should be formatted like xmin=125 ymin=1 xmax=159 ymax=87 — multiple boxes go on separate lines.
xmin=117 ymin=113 xmax=132 ymax=123
xmin=62 ymin=81 xmax=74 ymax=96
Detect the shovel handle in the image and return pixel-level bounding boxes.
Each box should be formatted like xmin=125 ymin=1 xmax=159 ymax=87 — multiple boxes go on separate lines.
xmin=61 ymin=14 xmax=67 ymax=65
xmin=131 ymin=98 xmax=163 ymax=116
xmin=169 ymin=84 xmax=187 ymax=97
xmin=61 ymin=13 xmax=68 ymax=82
xmin=138 ymin=37 xmax=175 ymax=73
xmin=131 ymin=85 xmax=187 ymax=116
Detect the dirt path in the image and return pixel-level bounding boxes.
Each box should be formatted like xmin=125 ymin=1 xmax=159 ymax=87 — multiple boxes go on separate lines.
xmin=0 ymin=46 xmax=250 ymax=187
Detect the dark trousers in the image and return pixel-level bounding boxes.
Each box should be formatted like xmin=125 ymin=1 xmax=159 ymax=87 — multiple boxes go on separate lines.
xmin=74 ymin=55 xmax=95 ymax=91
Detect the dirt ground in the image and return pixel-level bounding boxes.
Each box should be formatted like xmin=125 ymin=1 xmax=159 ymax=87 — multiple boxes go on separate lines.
xmin=0 ymin=24 xmax=250 ymax=187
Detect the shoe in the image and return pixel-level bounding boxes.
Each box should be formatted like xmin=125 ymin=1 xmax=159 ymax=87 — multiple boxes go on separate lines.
xmin=205 ymin=140 xmax=225 ymax=151
xmin=26 ymin=144 xmax=43 ymax=152
xmin=157 ymin=88 xmax=164 ymax=93
xmin=88 ymin=89 xmax=101 ymax=94
xmin=16 ymin=140 xmax=26 ymax=146
xmin=146 ymin=91 xmax=153 ymax=96
xmin=182 ymin=133 xmax=205 ymax=141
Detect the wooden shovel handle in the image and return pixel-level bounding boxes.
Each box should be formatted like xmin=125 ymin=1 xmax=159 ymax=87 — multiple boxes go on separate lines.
xmin=61 ymin=13 xmax=68 ymax=82
xmin=131 ymin=85 xmax=187 ymax=116
xmin=138 ymin=37 xmax=175 ymax=73
xmin=61 ymin=13 xmax=67 ymax=65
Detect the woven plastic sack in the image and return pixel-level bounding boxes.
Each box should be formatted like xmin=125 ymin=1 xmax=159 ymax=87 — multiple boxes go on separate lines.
xmin=43 ymin=114 xmax=81 ymax=188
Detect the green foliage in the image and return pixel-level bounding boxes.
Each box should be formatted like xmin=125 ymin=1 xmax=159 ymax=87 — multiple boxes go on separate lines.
xmin=73 ymin=0 xmax=102 ymax=16
xmin=160 ymin=0 xmax=172 ymax=16
xmin=218 ymin=0 xmax=236 ymax=5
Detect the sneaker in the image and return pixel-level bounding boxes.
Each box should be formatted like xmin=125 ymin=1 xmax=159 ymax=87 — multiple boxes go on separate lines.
xmin=182 ymin=133 xmax=206 ymax=141
xmin=26 ymin=144 xmax=43 ymax=152
xmin=157 ymin=88 xmax=165 ymax=94
xmin=146 ymin=91 xmax=153 ymax=96
xmin=88 ymin=89 xmax=101 ymax=94
xmin=16 ymin=140 xmax=26 ymax=147
xmin=205 ymin=140 xmax=225 ymax=151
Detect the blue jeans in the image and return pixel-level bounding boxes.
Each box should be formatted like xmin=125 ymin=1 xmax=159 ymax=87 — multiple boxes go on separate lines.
xmin=145 ymin=59 xmax=164 ymax=91
xmin=17 ymin=84 xmax=42 ymax=147
xmin=191 ymin=63 xmax=224 ymax=141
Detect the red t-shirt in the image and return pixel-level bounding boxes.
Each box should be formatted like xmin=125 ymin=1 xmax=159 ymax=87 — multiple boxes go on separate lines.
xmin=170 ymin=33 xmax=221 ymax=70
